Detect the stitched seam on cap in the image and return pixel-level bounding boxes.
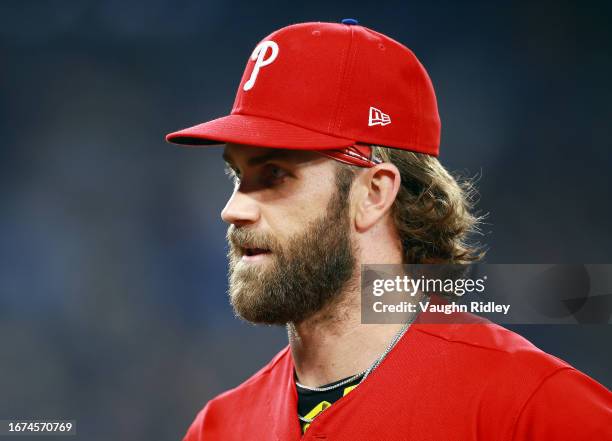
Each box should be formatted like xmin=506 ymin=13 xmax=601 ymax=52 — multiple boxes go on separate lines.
xmin=335 ymin=26 xmax=359 ymax=134
xmin=328 ymin=26 xmax=353 ymax=134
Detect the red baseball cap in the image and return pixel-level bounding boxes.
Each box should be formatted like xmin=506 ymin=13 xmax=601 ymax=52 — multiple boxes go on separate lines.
xmin=166 ymin=20 xmax=441 ymax=167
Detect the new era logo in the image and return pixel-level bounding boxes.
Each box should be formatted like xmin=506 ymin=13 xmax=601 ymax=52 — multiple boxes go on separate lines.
xmin=368 ymin=107 xmax=391 ymax=126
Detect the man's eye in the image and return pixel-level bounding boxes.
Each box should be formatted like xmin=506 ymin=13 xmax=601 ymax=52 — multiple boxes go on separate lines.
xmin=266 ymin=165 xmax=287 ymax=182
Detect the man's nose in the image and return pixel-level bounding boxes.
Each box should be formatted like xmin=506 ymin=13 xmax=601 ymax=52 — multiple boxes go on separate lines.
xmin=221 ymin=190 xmax=261 ymax=226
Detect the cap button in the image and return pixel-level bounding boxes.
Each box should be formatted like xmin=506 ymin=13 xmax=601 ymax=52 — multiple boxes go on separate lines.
xmin=341 ymin=18 xmax=358 ymax=25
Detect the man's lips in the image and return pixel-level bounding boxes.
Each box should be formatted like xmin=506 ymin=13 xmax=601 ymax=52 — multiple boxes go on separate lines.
xmin=236 ymin=246 xmax=273 ymax=262
xmin=243 ymin=247 xmax=271 ymax=257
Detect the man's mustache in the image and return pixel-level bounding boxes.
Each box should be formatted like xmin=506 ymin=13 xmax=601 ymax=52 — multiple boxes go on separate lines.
xmin=226 ymin=226 xmax=279 ymax=252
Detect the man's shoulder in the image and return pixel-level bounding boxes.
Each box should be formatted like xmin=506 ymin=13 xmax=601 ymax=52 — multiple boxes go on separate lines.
xmin=407 ymin=318 xmax=611 ymax=434
xmin=411 ymin=318 xmax=571 ymax=374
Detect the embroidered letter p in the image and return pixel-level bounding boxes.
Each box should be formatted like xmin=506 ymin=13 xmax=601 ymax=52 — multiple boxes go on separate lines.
xmin=243 ymin=41 xmax=279 ymax=91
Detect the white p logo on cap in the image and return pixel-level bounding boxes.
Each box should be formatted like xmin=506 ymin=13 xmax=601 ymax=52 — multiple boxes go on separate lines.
xmin=243 ymin=41 xmax=279 ymax=91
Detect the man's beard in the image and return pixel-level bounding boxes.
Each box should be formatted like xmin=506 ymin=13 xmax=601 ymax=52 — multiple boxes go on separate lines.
xmin=226 ymin=188 xmax=356 ymax=325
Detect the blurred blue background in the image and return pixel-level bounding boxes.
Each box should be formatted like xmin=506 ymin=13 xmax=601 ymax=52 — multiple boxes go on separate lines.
xmin=1 ymin=0 xmax=611 ymax=439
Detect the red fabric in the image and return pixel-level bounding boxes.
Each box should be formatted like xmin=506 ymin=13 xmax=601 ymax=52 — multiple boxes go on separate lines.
xmin=167 ymin=22 xmax=441 ymax=159
xmin=165 ymin=114 xmax=355 ymax=150
xmin=182 ymin=320 xmax=612 ymax=441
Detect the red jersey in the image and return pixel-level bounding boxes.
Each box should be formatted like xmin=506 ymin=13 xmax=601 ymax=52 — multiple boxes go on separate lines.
xmin=183 ymin=320 xmax=612 ymax=440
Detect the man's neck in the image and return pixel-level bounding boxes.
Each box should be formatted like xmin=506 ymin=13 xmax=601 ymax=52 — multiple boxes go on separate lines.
xmin=287 ymin=284 xmax=411 ymax=387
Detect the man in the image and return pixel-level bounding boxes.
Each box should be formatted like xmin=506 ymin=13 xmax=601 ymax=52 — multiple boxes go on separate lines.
xmin=167 ymin=20 xmax=611 ymax=440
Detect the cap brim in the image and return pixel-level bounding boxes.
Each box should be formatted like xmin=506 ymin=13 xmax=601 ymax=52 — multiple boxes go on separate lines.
xmin=165 ymin=114 xmax=356 ymax=150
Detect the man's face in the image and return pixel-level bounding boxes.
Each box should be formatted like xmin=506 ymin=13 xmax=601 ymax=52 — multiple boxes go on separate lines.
xmin=221 ymin=144 xmax=357 ymax=325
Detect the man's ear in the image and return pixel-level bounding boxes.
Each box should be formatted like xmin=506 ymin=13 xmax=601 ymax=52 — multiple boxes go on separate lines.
xmin=353 ymin=163 xmax=401 ymax=232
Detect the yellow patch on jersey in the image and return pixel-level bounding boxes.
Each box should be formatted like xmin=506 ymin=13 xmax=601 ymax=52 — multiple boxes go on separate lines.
xmin=301 ymin=401 xmax=331 ymax=434
xmin=343 ymin=384 xmax=358 ymax=396
xmin=301 ymin=385 xmax=361 ymax=433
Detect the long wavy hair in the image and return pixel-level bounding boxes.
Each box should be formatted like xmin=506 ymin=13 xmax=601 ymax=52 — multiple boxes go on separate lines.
xmin=337 ymin=145 xmax=485 ymax=264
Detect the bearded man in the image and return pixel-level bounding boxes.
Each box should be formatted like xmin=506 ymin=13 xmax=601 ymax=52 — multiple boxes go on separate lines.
xmin=166 ymin=20 xmax=612 ymax=441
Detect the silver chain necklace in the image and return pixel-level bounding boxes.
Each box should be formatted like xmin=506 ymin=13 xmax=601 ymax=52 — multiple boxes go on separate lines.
xmin=295 ymin=368 xmax=367 ymax=393
xmin=296 ymin=321 xmax=412 ymax=424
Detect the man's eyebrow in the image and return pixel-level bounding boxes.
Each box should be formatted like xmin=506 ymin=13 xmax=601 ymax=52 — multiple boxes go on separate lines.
xmin=222 ymin=150 xmax=294 ymax=167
